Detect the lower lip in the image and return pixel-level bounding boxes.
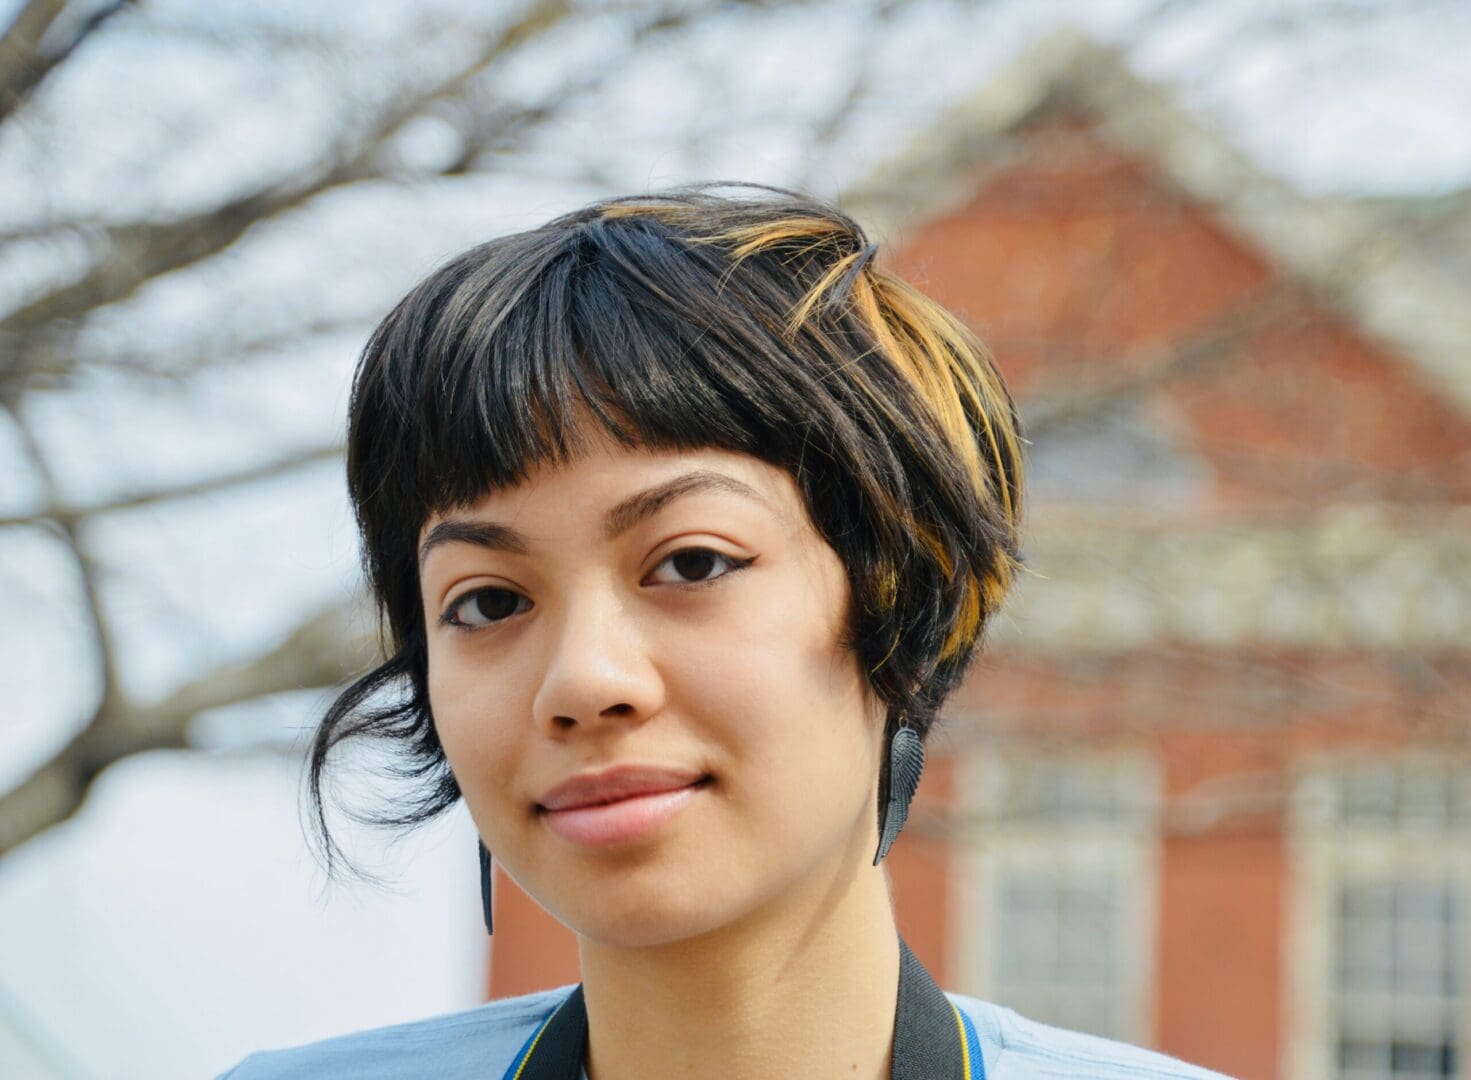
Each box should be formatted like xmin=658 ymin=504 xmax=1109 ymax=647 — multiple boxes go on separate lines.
xmin=541 ymin=780 xmax=707 ymax=848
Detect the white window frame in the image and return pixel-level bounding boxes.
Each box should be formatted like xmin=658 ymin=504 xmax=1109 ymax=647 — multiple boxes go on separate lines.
xmin=950 ymin=747 xmax=1162 ymax=1046
xmin=1285 ymin=753 xmax=1471 ymax=1080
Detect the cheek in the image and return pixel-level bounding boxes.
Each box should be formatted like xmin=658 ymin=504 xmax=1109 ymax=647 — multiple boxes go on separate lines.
xmin=659 ymin=554 xmax=875 ymax=799
xmin=425 ymin=641 xmax=527 ymax=815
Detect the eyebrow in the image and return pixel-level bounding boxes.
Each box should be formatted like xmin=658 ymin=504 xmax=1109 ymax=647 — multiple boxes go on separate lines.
xmin=417 ymin=470 xmax=776 ymax=573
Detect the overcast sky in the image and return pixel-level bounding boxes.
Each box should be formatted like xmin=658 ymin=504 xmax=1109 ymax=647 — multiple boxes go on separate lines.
xmin=2 ymin=1 xmax=1469 ymax=1077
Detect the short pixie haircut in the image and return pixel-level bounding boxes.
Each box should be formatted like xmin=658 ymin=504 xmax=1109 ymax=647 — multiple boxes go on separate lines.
xmin=308 ymin=182 xmax=1024 ymax=874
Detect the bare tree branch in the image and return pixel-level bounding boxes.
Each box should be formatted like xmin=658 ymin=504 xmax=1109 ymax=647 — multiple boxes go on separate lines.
xmin=0 ymin=441 xmax=344 ymax=529
xmin=1021 ymin=284 xmax=1303 ymax=438
xmin=1 ymin=0 xmax=73 ymax=118
xmin=0 ymin=0 xmax=577 ymax=366
xmin=0 ymin=0 xmax=767 ymax=390
xmin=0 ymin=0 xmax=133 ymax=125
xmin=0 ymin=598 xmax=376 ymax=859
xmin=792 ymin=0 xmax=906 ymax=190
xmin=1 ymin=394 xmax=124 ymax=706
xmin=13 ymin=311 xmax=376 ymax=388
xmin=0 ymin=389 xmax=126 ymax=858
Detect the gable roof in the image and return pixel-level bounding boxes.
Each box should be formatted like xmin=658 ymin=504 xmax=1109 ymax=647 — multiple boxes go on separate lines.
xmin=839 ymin=25 xmax=1471 ymax=417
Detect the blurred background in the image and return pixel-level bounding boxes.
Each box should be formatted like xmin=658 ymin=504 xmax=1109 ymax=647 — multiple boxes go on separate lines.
xmin=1 ymin=1 xmax=1468 ymax=1078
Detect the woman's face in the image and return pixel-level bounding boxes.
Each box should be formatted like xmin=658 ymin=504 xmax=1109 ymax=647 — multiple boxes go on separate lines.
xmin=417 ymin=425 xmax=886 ymax=947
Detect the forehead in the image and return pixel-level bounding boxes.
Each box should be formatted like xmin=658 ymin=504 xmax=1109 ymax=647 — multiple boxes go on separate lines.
xmin=417 ymin=436 xmax=800 ymax=543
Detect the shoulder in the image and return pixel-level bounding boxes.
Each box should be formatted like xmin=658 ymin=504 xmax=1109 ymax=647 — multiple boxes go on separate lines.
xmin=945 ymin=992 xmax=1238 ymax=1080
xmin=214 ymin=985 xmax=575 ymax=1079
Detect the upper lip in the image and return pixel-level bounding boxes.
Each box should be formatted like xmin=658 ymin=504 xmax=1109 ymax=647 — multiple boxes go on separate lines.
xmin=536 ymin=765 xmax=706 ymax=812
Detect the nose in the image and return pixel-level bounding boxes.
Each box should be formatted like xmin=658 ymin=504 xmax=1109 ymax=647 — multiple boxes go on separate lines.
xmin=531 ymin=587 xmax=665 ymax=735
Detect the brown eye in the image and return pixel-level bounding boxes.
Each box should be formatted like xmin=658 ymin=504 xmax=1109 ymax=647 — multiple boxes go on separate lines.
xmin=443 ymin=588 xmax=529 ymax=630
xmin=672 ymin=550 xmax=718 ymax=580
xmin=646 ymin=547 xmax=753 ymax=587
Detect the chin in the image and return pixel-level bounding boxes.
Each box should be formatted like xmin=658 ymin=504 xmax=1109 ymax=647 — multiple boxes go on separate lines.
xmin=564 ymin=895 xmax=732 ymax=950
xmin=573 ymin=900 xmax=717 ymax=953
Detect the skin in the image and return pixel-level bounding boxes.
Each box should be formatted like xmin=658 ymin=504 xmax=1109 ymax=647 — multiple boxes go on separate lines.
xmin=418 ymin=421 xmax=903 ymax=1080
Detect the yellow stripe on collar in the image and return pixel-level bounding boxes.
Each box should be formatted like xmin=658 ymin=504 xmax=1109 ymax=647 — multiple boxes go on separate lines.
xmin=511 ymin=1013 xmax=555 ymax=1080
xmin=950 ymin=1002 xmax=973 ymax=1079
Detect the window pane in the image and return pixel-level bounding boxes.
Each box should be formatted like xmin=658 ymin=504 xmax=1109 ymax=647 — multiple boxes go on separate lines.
xmin=993 ymin=869 xmax=1125 ymax=1039
xmin=1388 ymin=1037 xmax=1454 ymax=1079
xmin=1333 ymin=880 xmax=1463 ymax=1080
xmin=1340 ymin=766 xmax=1397 ymax=825
xmin=1338 ymin=915 xmax=1395 ymax=991
xmin=1340 ymin=1037 xmax=1388 ymax=1071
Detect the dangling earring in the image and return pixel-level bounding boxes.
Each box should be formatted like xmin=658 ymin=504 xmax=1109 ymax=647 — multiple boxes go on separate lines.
xmin=478 ymin=839 xmax=495 ymax=936
xmin=873 ymin=719 xmax=926 ymax=865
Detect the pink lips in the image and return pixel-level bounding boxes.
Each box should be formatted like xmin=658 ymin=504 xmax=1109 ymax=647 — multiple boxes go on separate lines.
xmin=536 ymin=766 xmax=709 ymax=848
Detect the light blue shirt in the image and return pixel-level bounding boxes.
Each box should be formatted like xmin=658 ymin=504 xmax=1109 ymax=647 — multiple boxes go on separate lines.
xmin=216 ymin=983 xmax=1235 ymax=1078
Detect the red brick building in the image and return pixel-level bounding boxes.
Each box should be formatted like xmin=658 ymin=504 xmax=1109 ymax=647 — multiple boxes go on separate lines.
xmin=485 ymin=30 xmax=1471 ymax=1080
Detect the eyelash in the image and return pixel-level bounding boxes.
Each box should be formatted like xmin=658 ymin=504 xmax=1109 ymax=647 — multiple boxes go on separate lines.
xmin=437 ymin=547 xmax=756 ymax=634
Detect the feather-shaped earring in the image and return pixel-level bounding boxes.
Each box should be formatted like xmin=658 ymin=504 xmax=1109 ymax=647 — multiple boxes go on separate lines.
xmin=873 ymin=722 xmax=926 ymax=865
xmin=478 ymin=839 xmax=494 ymax=936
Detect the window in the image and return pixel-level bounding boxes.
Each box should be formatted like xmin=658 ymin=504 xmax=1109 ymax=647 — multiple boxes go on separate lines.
xmin=993 ymin=867 xmax=1126 ymax=1037
xmin=1288 ymin=756 xmax=1471 ymax=1080
xmin=953 ymin=750 xmax=1160 ymax=1043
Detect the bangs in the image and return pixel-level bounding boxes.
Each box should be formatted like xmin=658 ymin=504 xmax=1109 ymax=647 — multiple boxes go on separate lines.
xmin=400 ymin=216 xmax=818 ymax=525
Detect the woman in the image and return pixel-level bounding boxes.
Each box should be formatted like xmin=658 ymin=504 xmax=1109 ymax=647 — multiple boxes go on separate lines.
xmin=220 ymin=184 xmax=1228 ymax=1079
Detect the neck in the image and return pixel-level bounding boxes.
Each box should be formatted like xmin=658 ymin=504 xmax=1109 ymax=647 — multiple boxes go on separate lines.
xmin=577 ymin=843 xmax=901 ymax=1080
